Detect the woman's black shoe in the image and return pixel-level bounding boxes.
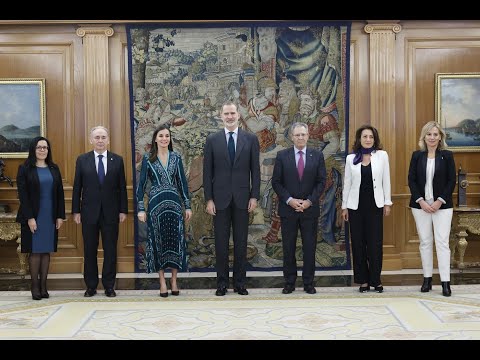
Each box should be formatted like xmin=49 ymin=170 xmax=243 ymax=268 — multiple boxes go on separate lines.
xmin=359 ymin=285 xmax=370 ymax=293
xmin=169 ymin=279 xmax=179 ymax=296
xmin=160 ymin=292 xmax=168 ymax=298
xmin=421 ymin=277 xmax=432 ymax=292
xmin=441 ymin=281 xmax=451 ymax=297
xmin=374 ymin=285 xmax=384 ymax=293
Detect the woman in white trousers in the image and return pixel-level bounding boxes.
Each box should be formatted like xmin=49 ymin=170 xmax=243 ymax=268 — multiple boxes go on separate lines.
xmin=408 ymin=121 xmax=456 ymax=297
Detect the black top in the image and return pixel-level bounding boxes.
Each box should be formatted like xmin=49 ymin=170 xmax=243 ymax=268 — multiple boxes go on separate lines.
xmin=360 ymin=163 xmax=374 ymax=195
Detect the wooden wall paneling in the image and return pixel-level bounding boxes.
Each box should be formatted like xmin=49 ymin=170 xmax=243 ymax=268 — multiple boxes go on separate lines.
xmin=109 ymin=25 xmax=135 ymax=273
xmin=0 ymin=25 xmax=85 ymax=273
xmin=398 ymin=21 xmax=480 ymax=268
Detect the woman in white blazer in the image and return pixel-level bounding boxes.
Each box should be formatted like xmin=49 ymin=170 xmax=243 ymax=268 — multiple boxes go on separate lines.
xmin=342 ymin=125 xmax=392 ymax=293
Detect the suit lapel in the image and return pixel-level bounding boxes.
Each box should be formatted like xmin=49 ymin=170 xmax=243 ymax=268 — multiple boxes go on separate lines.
xmin=304 ymin=148 xmax=314 ymax=181
xmin=435 ymin=150 xmax=441 ymax=177
xmin=218 ymin=131 xmax=230 ymax=165
xmin=88 ymin=151 xmax=100 ymax=184
xmin=105 ymin=151 xmax=114 ymax=182
xmin=287 ymin=148 xmax=299 ymax=181
xmin=370 ymin=151 xmax=377 ymax=176
xmin=234 ymin=129 xmax=246 ymax=165
xmin=421 ymin=151 xmax=428 ymax=178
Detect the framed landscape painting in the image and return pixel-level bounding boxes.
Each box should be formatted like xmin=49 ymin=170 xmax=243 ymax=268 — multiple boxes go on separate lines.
xmin=0 ymin=78 xmax=46 ymax=158
xmin=435 ymin=73 xmax=480 ymax=152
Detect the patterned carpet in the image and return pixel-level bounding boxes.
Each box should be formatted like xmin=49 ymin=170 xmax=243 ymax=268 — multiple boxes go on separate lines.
xmin=1 ymin=285 xmax=480 ymax=339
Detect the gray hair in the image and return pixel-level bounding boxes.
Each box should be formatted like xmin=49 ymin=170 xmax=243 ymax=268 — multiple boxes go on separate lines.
xmin=418 ymin=121 xmax=448 ymax=151
xmin=290 ymin=122 xmax=308 ymax=135
xmin=90 ymin=125 xmax=109 ymax=137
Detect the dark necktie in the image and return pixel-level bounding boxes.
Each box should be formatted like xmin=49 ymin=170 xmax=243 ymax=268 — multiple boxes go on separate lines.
xmin=228 ymin=131 xmax=235 ymax=165
xmin=298 ymin=150 xmax=304 ymax=180
xmin=97 ymin=154 xmax=105 ymax=184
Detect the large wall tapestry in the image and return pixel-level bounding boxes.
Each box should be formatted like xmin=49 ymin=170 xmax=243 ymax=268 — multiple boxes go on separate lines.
xmin=127 ymin=21 xmax=352 ymax=272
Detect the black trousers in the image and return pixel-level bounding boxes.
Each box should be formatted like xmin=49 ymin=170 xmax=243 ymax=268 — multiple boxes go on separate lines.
xmin=82 ymin=210 xmax=119 ymax=289
xmin=348 ymin=194 xmax=383 ymax=287
xmin=214 ymin=200 xmax=249 ymax=289
xmin=280 ymin=214 xmax=318 ymax=287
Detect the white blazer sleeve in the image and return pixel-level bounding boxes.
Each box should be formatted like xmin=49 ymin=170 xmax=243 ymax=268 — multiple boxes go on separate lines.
xmin=382 ymin=151 xmax=393 ymax=206
xmin=342 ymin=155 xmax=353 ymax=209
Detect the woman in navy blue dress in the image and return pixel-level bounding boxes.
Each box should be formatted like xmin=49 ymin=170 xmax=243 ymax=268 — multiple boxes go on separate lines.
xmin=16 ymin=137 xmax=65 ymax=300
xmin=136 ymin=125 xmax=192 ymax=297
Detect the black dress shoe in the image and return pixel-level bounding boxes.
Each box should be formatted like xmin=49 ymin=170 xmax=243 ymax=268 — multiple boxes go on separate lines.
xmin=421 ymin=277 xmax=433 ymax=292
xmin=84 ymin=288 xmax=97 ymax=297
xmin=359 ymin=285 xmax=370 ymax=293
xmin=31 ymin=292 xmax=42 ymax=301
xmin=41 ymin=291 xmax=49 ymax=299
xmin=234 ymin=287 xmax=249 ymax=295
xmin=215 ymin=287 xmax=227 ymax=296
xmin=304 ymin=285 xmax=316 ymax=294
xmin=105 ymin=288 xmax=116 ymax=297
xmin=374 ymin=285 xmax=384 ymax=293
xmin=441 ymin=281 xmax=451 ymax=297
xmin=282 ymin=285 xmax=295 ymax=294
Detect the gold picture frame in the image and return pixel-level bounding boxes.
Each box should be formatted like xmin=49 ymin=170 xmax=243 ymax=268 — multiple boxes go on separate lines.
xmin=0 ymin=78 xmax=46 ymax=158
xmin=435 ymin=72 xmax=480 ymax=152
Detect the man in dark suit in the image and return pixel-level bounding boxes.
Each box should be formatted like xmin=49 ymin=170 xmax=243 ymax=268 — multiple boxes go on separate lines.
xmin=72 ymin=126 xmax=128 ymax=298
xmin=203 ymin=101 xmax=260 ymax=296
xmin=272 ymin=122 xmax=326 ymax=294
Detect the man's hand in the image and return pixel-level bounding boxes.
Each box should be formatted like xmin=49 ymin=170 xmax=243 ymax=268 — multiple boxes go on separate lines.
xmin=206 ymin=200 xmax=216 ymax=216
xmin=248 ymin=198 xmax=257 ymax=213
xmin=288 ymin=198 xmax=304 ymax=212
xmin=73 ymin=213 xmax=81 ymax=224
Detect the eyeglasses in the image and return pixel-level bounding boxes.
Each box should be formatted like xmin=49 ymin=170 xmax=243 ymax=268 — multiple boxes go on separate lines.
xmin=36 ymin=146 xmax=49 ymax=151
xmin=293 ymin=134 xmax=308 ymax=138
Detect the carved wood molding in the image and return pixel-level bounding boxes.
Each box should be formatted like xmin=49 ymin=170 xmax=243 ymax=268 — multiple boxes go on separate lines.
xmin=364 ymin=23 xmax=402 ymax=34
xmin=76 ymin=26 xmax=114 ymax=37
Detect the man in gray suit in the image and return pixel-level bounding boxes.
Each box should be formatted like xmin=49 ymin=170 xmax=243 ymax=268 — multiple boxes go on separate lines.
xmin=203 ymin=101 xmax=260 ymax=296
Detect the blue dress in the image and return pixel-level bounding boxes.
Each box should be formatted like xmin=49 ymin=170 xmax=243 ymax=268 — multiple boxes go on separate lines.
xmin=32 ymin=166 xmax=55 ymax=253
xmin=136 ymin=152 xmax=191 ymax=272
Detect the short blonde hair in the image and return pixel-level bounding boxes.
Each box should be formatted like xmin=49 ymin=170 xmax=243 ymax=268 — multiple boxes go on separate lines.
xmin=418 ymin=121 xmax=448 ymax=151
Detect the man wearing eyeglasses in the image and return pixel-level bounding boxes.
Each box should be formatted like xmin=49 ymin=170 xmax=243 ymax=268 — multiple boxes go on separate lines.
xmin=271 ymin=122 xmax=326 ymax=295
xmin=72 ymin=126 xmax=128 ymax=298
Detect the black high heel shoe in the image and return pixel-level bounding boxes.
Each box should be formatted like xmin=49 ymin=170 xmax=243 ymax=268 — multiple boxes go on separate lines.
xmin=359 ymin=284 xmax=370 ymax=293
xmin=441 ymin=281 xmax=451 ymax=297
xmin=421 ymin=277 xmax=432 ymax=292
xmin=160 ymin=283 xmax=168 ymax=298
xmin=374 ymin=285 xmax=384 ymax=293
xmin=169 ymin=279 xmax=180 ymax=296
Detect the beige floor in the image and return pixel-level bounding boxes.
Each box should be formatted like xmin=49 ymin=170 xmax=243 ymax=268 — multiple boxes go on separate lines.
xmin=1 ymin=284 xmax=480 ymax=339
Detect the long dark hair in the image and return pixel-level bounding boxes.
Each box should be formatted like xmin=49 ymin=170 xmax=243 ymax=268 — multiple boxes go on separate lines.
xmin=148 ymin=125 xmax=173 ymax=162
xmin=351 ymin=125 xmax=383 ymax=152
xmin=24 ymin=136 xmax=55 ymax=167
